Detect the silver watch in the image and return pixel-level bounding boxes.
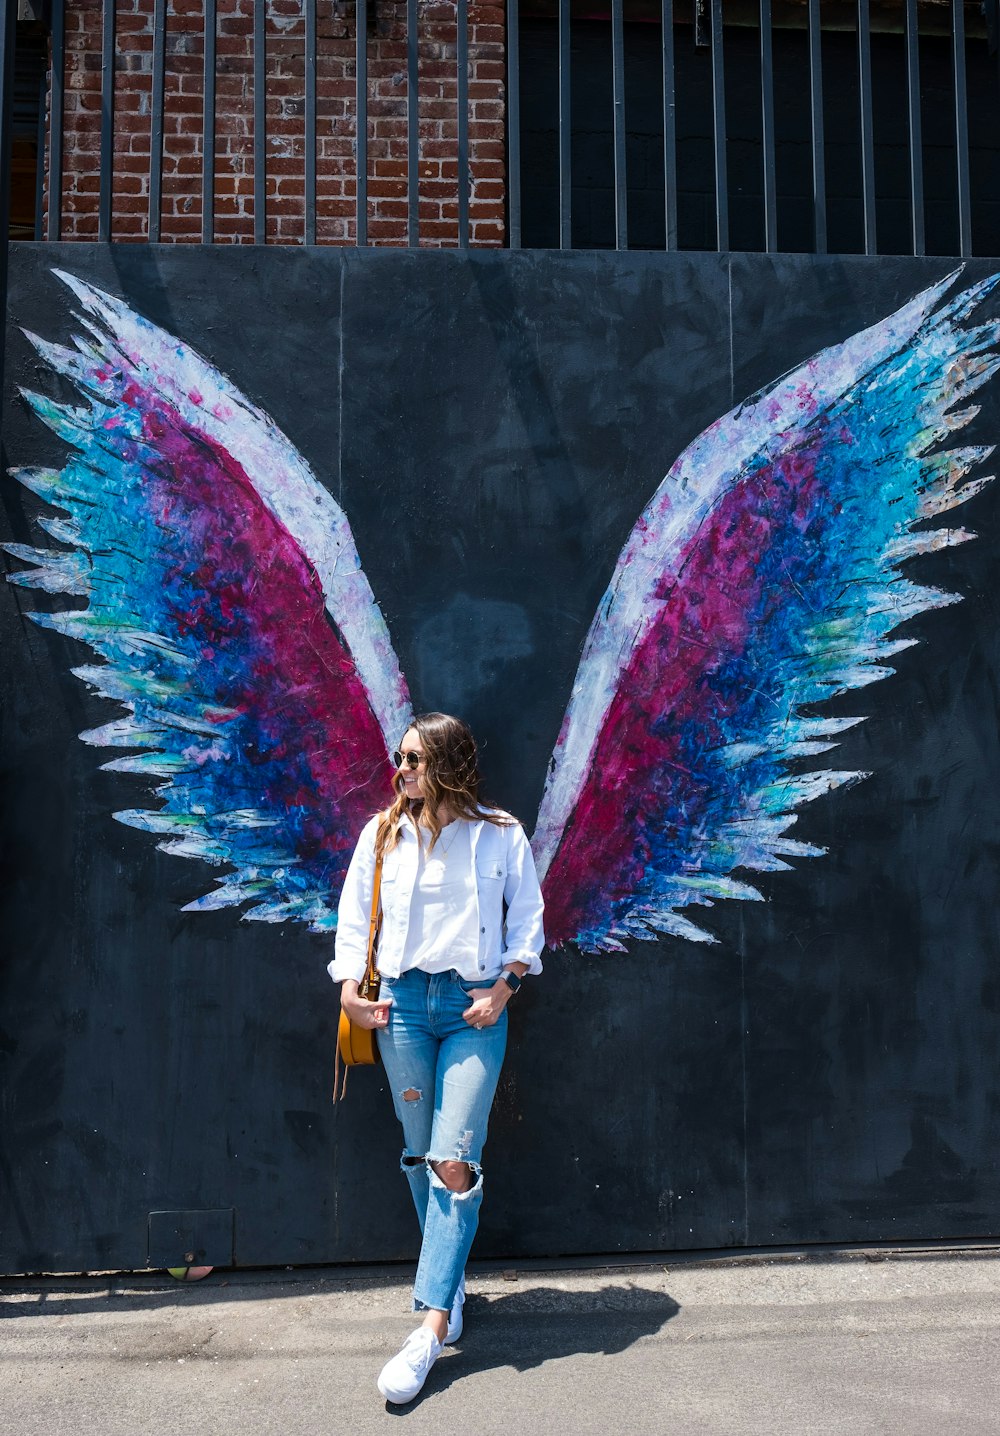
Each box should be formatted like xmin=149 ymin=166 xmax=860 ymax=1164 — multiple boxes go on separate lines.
xmin=499 ymin=971 xmax=522 ymax=996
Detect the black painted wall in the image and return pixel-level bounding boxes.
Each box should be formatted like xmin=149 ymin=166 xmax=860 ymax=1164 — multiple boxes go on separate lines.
xmin=2 ymin=245 xmax=999 ymax=1274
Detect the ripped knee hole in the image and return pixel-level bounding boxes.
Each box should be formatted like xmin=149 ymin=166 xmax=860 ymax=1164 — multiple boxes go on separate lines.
xmin=429 ymin=1158 xmax=476 ymax=1193
xmin=401 ymin=1088 xmax=422 ymax=1103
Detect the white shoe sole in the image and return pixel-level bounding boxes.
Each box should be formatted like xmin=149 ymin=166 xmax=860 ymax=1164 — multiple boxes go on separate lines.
xmin=444 ymin=1304 xmax=463 ymax=1344
xmin=377 ymin=1375 xmax=423 ymax=1405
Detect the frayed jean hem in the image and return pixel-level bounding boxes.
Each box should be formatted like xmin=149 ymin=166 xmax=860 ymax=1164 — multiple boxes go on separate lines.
xmin=411 ymin=1159 xmax=484 ymax=1313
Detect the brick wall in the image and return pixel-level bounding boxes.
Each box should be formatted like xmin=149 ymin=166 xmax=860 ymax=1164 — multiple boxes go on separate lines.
xmin=51 ymin=0 xmax=506 ymax=244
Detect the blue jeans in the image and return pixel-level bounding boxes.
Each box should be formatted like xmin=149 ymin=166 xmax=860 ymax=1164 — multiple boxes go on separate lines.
xmin=376 ymin=967 xmax=507 ymax=1314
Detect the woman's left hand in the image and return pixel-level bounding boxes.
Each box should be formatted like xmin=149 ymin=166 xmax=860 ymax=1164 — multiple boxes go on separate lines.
xmin=462 ymin=985 xmax=509 ymax=1030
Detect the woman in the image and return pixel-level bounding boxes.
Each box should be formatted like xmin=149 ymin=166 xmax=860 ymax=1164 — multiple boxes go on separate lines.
xmin=329 ymin=712 xmax=545 ymax=1404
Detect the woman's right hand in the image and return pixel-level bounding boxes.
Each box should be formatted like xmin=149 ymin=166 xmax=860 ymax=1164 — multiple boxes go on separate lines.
xmin=340 ymin=979 xmax=392 ymax=1029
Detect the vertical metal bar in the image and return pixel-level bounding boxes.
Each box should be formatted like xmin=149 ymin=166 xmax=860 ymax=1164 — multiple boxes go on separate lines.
xmin=47 ymin=0 xmax=65 ymax=240
xmin=356 ymin=0 xmax=368 ymax=245
xmin=407 ymin=0 xmax=418 ymax=246
xmin=0 ymin=0 xmax=14 ymax=404
xmin=760 ymin=0 xmax=776 ymax=252
xmin=506 ymin=0 xmax=521 ymax=248
xmin=149 ymin=0 xmax=166 ymax=241
xmin=0 ymin=0 xmax=15 ymax=405
xmin=807 ymin=0 xmax=826 ymax=253
xmin=99 ymin=0 xmax=115 ymax=241
xmin=952 ymin=0 xmax=971 ymax=256
xmin=558 ymin=0 xmax=571 ymax=248
xmin=253 ymin=0 xmax=265 ymax=244
xmin=202 ymin=0 xmax=216 ymax=244
xmin=611 ymin=0 xmax=627 ymax=249
xmin=904 ymin=0 xmax=923 ymax=254
xmin=857 ymin=0 xmax=875 ymax=253
xmin=457 ymin=0 xmax=469 ymax=247
xmin=709 ymin=0 xmax=727 ymax=250
xmin=661 ymin=0 xmax=676 ymax=249
xmin=305 ymin=0 xmax=316 ymax=244
xmin=34 ymin=70 xmax=47 ymax=241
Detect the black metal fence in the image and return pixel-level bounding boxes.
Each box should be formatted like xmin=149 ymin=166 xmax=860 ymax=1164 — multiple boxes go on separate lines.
xmin=515 ymin=0 xmax=1000 ymax=257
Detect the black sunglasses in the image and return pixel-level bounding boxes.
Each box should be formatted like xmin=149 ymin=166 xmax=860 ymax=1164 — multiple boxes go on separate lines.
xmin=393 ymin=749 xmax=425 ymax=770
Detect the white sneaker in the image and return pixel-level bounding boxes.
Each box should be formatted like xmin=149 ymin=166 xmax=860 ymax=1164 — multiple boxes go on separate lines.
xmin=445 ymin=1275 xmax=466 ymax=1344
xmin=377 ymin=1327 xmax=443 ymax=1404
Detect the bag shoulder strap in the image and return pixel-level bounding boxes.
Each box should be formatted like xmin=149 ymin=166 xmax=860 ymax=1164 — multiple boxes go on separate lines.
xmin=362 ymin=816 xmax=387 ymax=994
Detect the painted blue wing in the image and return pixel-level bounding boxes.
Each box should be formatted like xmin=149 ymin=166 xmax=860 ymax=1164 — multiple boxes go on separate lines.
xmin=535 ymin=271 xmax=1000 ymax=949
xmin=5 ymin=270 xmax=413 ymax=928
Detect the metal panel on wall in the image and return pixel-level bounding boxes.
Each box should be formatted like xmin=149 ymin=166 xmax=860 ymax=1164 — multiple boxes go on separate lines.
xmin=1 ymin=245 xmax=999 ymax=1274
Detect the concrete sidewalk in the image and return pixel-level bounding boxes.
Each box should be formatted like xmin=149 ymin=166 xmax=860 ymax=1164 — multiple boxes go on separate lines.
xmin=2 ymin=1249 xmax=999 ymax=1435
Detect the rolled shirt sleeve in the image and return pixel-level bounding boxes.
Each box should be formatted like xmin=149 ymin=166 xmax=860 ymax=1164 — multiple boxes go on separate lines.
xmin=501 ymin=821 xmax=546 ymax=975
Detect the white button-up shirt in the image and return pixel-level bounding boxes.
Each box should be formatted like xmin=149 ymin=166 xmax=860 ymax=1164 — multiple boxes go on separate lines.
xmin=328 ymin=809 xmax=546 ymax=985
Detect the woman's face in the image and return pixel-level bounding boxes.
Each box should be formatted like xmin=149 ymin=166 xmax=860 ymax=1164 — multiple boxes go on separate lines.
xmin=397 ymin=727 xmax=427 ymax=802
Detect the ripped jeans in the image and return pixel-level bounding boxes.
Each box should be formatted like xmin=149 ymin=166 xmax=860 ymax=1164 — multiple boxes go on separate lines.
xmin=377 ymin=967 xmax=507 ymax=1314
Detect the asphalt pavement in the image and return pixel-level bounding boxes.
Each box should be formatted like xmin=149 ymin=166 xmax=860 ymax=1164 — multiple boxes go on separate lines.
xmin=2 ymin=1248 xmax=999 ymax=1435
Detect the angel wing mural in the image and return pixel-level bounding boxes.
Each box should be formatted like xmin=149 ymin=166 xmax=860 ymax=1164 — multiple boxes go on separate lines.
xmin=5 ymin=268 xmax=999 ymax=954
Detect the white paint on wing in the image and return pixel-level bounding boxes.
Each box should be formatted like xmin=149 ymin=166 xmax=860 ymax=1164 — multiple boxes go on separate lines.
xmin=532 ymin=273 xmax=958 ymax=882
xmin=53 ymin=269 xmax=413 ymax=749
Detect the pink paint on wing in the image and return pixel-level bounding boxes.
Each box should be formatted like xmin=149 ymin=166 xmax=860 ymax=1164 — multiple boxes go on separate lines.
xmin=135 ymin=391 xmax=391 ymax=854
xmin=543 ymin=426 xmax=829 ymax=947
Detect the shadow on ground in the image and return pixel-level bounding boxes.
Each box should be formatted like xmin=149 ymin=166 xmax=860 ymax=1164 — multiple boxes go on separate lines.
xmin=385 ymin=1283 xmax=681 ymax=1413
xmin=0 ymin=1266 xmax=419 ymax=1318
xmin=0 ymin=1264 xmax=682 ymax=1320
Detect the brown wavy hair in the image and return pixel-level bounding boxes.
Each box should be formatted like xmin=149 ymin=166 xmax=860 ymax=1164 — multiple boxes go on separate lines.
xmin=376 ymin=712 xmax=512 ymax=858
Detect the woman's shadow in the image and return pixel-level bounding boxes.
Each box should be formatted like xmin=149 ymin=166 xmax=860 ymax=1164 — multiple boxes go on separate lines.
xmin=385 ymin=1281 xmax=680 ymax=1414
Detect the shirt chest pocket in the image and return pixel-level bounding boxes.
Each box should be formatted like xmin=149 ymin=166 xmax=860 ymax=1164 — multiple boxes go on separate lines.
xmin=381 ymin=851 xmax=404 ymax=888
xmin=476 ymin=860 xmax=506 ymax=882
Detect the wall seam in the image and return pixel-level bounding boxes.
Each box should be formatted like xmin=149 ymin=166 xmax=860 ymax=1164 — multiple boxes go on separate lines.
xmin=337 ymin=258 xmax=344 ymax=503
xmin=727 ymin=253 xmax=734 ymax=412
xmin=740 ymin=924 xmax=750 ymax=1247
